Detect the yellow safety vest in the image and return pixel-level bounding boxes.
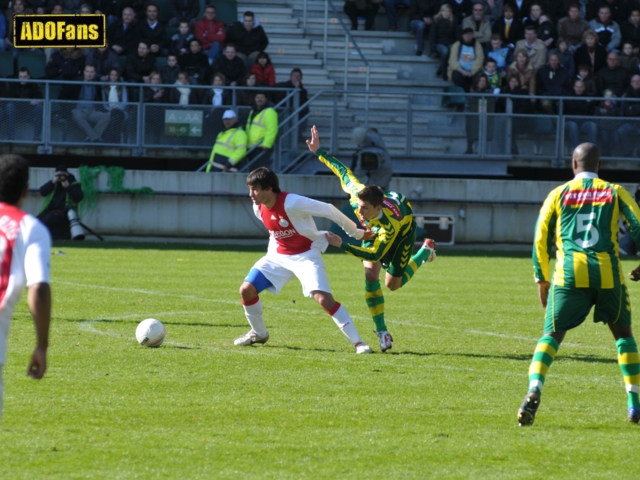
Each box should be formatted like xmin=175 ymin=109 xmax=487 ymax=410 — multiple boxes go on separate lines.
xmin=246 ymin=107 xmax=278 ymax=148
xmin=207 ymin=127 xmax=248 ymax=171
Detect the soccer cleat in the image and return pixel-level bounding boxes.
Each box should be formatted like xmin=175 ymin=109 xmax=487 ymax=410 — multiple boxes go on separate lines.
xmin=422 ymin=238 xmax=437 ymax=263
xmin=628 ymin=407 xmax=640 ymax=423
xmin=376 ymin=330 xmax=393 ymax=353
xmin=234 ymin=330 xmax=269 ymax=346
xmin=355 ymin=342 xmax=373 ymax=354
xmin=517 ymin=389 xmax=541 ymax=426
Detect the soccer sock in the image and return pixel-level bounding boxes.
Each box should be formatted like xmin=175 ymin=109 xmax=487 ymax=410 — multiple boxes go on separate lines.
xmin=241 ymin=297 xmax=267 ymax=336
xmin=365 ymin=280 xmax=386 ymax=332
xmin=528 ymin=336 xmax=559 ymax=393
xmin=401 ymin=246 xmax=432 ymax=286
xmin=329 ymin=303 xmax=363 ymax=345
xmin=616 ymin=337 xmax=640 ymax=409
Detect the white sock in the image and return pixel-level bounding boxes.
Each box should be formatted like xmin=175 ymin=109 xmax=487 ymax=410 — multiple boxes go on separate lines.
xmin=330 ymin=303 xmax=363 ymax=345
xmin=242 ymin=297 xmax=267 ymax=336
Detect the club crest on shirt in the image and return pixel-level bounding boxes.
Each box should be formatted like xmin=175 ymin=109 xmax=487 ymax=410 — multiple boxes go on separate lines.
xmin=279 ymin=217 xmax=289 ymax=228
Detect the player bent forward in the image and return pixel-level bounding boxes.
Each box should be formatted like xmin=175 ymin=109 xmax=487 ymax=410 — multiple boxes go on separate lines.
xmin=0 ymin=154 xmax=52 ymax=421
xmin=306 ymin=126 xmax=436 ymax=353
xmin=235 ymin=167 xmax=375 ymax=353
xmin=519 ymin=143 xmax=640 ymax=426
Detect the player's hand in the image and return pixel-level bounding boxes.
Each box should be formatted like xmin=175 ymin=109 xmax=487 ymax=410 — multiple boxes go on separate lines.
xmin=360 ymin=229 xmax=375 ymax=240
xmin=27 ymin=347 xmax=47 ymax=380
xmin=325 ymin=231 xmax=343 ymax=247
xmin=630 ymin=264 xmax=640 ymax=282
xmin=538 ymin=281 xmax=550 ymax=308
xmin=306 ymin=125 xmax=320 ymax=153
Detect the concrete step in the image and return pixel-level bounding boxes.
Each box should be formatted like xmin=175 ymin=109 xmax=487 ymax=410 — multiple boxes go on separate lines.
xmin=238 ymin=6 xmax=294 ymax=15
xmin=265 ymin=45 xmax=318 ymax=56
xmin=261 ymin=26 xmax=304 ymax=35
xmin=268 ymin=55 xmax=323 ymax=67
xmin=269 ymin=36 xmax=311 ymax=47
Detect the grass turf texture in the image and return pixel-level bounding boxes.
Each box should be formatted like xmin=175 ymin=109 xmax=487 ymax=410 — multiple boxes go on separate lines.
xmin=1 ymin=242 xmax=639 ymax=478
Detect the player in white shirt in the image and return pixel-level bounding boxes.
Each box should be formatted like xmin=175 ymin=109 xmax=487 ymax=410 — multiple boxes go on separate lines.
xmin=234 ymin=167 xmax=375 ymax=353
xmin=0 ymin=154 xmax=52 ymax=421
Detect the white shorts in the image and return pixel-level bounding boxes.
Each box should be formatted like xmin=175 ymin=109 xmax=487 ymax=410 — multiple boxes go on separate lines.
xmin=251 ymin=248 xmax=331 ymax=298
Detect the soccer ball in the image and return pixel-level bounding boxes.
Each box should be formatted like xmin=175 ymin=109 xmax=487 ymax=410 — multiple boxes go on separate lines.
xmin=136 ymin=318 xmax=166 ymax=347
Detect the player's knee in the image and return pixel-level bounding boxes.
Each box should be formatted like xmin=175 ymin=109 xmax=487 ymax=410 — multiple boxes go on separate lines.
xmin=312 ymin=291 xmax=335 ymax=311
xmin=364 ymin=270 xmax=379 ymax=282
xmin=385 ymin=278 xmax=401 ymax=291
xmin=239 ymin=282 xmax=258 ymax=302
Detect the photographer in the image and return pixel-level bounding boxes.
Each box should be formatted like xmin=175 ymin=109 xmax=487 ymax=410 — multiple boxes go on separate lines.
xmin=350 ymin=127 xmax=393 ymax=190
xmin=37 ymin=166 xmax=84 ymax=240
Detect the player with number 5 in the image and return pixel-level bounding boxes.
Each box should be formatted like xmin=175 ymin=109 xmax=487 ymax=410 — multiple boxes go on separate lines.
xmin=306 ymin=126 xmax=437 ymax=353
xmin=519 ymin=143 xmax=640 ymax=426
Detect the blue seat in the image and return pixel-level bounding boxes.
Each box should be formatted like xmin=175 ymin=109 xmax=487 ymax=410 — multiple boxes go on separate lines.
xmin=0 ymin=51 xmax=14 ymax=78
xmin=442 ymin=85 xmax=466 ymax=108
xmin=17 ymin=51 xmax=46 ymax=79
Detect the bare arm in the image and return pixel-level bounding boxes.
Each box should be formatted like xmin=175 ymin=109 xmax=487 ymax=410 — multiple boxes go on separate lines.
xmin=27 ymin=282 xmax=51 ymax=379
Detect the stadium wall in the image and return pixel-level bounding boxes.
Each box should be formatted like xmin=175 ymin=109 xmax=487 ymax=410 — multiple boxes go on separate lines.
xmin=22 ymin=168 xmax=635 ymax=243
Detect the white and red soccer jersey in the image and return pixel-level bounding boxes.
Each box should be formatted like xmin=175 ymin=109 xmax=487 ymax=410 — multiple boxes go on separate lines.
xmin=0 ymin=203 xmax=51 ymax=365
xmin=254 ymin=191 xmax=363 ymax=255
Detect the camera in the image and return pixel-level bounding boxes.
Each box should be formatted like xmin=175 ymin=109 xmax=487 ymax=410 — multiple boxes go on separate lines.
xmin=67 ymin=208 xmax=85 ymax=241
xmin=57 ymin=173 xmax=68 ymax=183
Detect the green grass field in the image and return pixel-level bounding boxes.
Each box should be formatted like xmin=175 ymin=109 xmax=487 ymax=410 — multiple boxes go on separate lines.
xmin=1 ymin=242 xmax=639 ymax=479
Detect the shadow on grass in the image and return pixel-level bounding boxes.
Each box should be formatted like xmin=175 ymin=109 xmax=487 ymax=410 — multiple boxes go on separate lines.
xmin=389 ymin=351 xmax=617 ymax=364
xmin=73 ymin=318 xmax=245 ymax=328
xmin=52 ymin=240 xmax=267 ymax=253
xmin=264 ymin=344 xmax=340 ymax=354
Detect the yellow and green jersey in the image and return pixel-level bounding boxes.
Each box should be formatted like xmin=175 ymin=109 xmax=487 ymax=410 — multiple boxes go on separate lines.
xmin=533 ymin=173 xmax=640 ymax=288
xmin=316 ymin=149 xmax=414 ymax=262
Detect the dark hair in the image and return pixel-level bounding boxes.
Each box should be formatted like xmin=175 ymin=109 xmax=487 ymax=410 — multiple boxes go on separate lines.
xmin=243 ymin=71 xmax=257 ymax=85
xmin=247 ymin=167 xmax=280 ymax=193
xmin=190 ymin=38 xmax=201 ymax=46
xmin=84 ymin=62 xmax=96 ymax=70
xmin=0 ymin=154 xmax=29 ymax=205
xmin=204 ymin=4 xmax=216 ymax=11
xmin=290 ymin=68 xmax=302 ymax=76
xmin=212 ymin=71 xmax=226 ymax=83
xmin=568 ymin=3 xmax=580 ymax=10
xmin=139 ymin=40 xmax=151 ymax=48
xmin=484 ymin=58 xmax=497 ymax=65
xmin=358 ymin=185 xmax=384 ymax=207
xmin=18 ymin=66 xmax=30 ymax=75
xmin=243 ymin=10 xmax=254 ymax=18
xmin=490 ymin=33 xmax=502 ymax=42
xmin=503 ymin=3 xmax=513 ymax=12
xmin=257 ymin=51 xmax=271 ymax=63
xmin=146 ymin=2 xmax=158 ymax=11
xmin=524 ymin=25 xmax=537 ymax=32
xmin=225 ymin=43 xmax=236 ymax=51
xmin=179 ymin=20 xmax=190 ymax=26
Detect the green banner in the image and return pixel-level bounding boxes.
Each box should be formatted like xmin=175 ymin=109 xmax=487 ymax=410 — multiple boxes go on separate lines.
xmin=164 ymin=110 xmax=203 ymax=137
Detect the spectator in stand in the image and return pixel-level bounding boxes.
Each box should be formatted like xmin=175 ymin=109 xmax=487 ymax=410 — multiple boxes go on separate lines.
xmin=143 ymin=71 xmax=168 ymax=103
xmin=250 ymin=52 xmax=276 ymax=87
xmin=496 ymin=74 xmax=532 ymax=154
xmin=62 ymin=0 xmax=82 ymax=13
xmin=537 ymin=14 xmax=558 ymax=49
xmin=92 ymin=0 xmax=119 ymax=28
xmin=493 ymin=3 xmax=521 ymax=47
xmin=107 ymin=7 xmax=138 ymax=57
xmin=383 ymin=0 xmax=410 ymax=31
xmin=194 ymin=4 xmax=226 ymax=66
xmin=593 ymin=89 xmax=622 ymax=155
xmin=596 ymin=51 xmax=629 ymax=96
xmin=142 ymin=71 xmax=168 ymax=143
xmin=619 ymin=41 xmax=640 ymax=71
xmin=507 ymin=49 xmax=537 ymax=101
xmin=537 ymin=0 xmax=566 ymax=23
xmin=575 ymin=30 xmax=608 ymax=73
xmin=589 ymin=5 xmax=621 ymax=52
xmin=523 ymin=2 xmax=542 ymax=31
xmin=26 ymin=0 xmax=49 ymax=13
xmin=79 ymin=3 xmax=93 ymax=14
xmin=273 ymin=68 xmax=310 ymax=138
xmin=515 ymin=25 xmax=547 ymax=70
xmin=476 ymin=0 xmax=504 ymax=23
xmin=487 ymin=34 xmax=512 ymax=74
xmin=226 ymin=11 xmax=269 ymax=64
xmin=169 ymin=0 xmax=199 ymax=28
xmin=482 ymin=57 xmax=502 ymax=92
xmin=616 ymin=73 xmax=640 ymax=156
xmin=60 ymin=63 xmax=110 ymax=142
xmin=124 ymin=40 xmax=157 ymax=83
xmin=86 ymin=42 xmax=120 ymax=82
xmin=161 ymin=54 xmax=181 ymax=84
xmin=245 ymin=92 xmax=278 ymax=162
xmin=442 ymin=0 xmax=472 ymax=25
xmin=170 ymin=20 xmax=195 ymax=58
xmin=179 ymin=39 xmax=210 ymax=85
xmin=344 ymin=0 xmax=382 ymax=31
xmin=121 ymin=0 xmax=146 ymax=20
xmin=100 ymin=67 xmax=129 ymax=143
xmin=593 ymin=0 xmax=629 ymax=24
xmin=563 ymin=79 xmax=597 ymax=148
xmin=508 ymin=0 xmax=531 ymax=23
xmin=557 ymin=3 xmax=590 ymax=51
xmin=215 ymin=44 xmax=246 ymax=86
xmin=237 ymin=72 xmax=259 ymax=106
xmin=409 ymin=0 xmax=439 ymax=57
xmin=429 ymin=4 xmax=458 ymax=78
xmin=206 ymin=110 xmax=248 ymax=172
xmin=465 ymin=74 xmax=493 ymax=154
xmin=448 ymin=27 xmax=485 ymax=91
xmin=137 ymin=2 xmax=169 ymax=57
xmin=5 ymin=0 xmax=32 ymax=56
xmin=202 ymin=72 xmax=230 ymax=140
xmin=169 ymin=71 xmax=198 ymax=104
xmin=5 ymin=67 xmax=43 ymax=141
xmin=621 ymin=9 xmax=640 ymax=55
xmin=536 ymin=51 xmax=571 ymax=113
xmin=462 ymin=2 xmax=492 ymax=46
xmin=554 ymin=37 xmax=575 ymax=78
xmin=576 ymin=63 xmax=598 ymax=95
xmin=51 ymin=3 xmax=64 ymax=13
xmin=46 ymin=48 xmax=86 ymax=80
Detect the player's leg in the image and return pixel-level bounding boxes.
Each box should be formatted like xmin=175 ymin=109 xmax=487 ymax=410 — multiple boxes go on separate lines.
xmin=312 ymin=290 xmax=371 ymax=353
xmin=384 ymin=224 xmax=436 ymax=291
xmin=518 ymin=285 xmax=590 ymax=426
xmin=235 ymin=270 xmax=273 ymax=346
xmin=364 ymin=261 xmax=393 ymax=352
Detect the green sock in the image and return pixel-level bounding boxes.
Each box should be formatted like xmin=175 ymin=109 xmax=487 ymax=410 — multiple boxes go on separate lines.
xmin=365 ymin=280 xmax=386 ymax=331
xmin=401 ymin=244 xmax=433 ymax=286
xmin=616 ymin=337 xmax=640 ymax=409
xmin=528 ymin=336 xmax=559 ymax=393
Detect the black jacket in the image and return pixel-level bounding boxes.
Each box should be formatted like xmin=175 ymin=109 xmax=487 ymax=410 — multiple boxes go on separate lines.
xmin=39 ymin=174 xmax=84 ymax=213
xmin=429 ymin=17 xmax=458 ymax=48
xmin=505 ymin=0 xmax=531 ymax=19
xmin=408 ymin=0 xmax=439 ymax=21
xmin=178 ymin=52 xmax=210 ymax=84
xmin=170 ymin=0 xmax=199 ymax=21
xmin=537 ymin=20 xmax=558 ymax=49
xmin=85 ymin=48 xmax=120 ymax=79
xmin=442 ymin=0 xmax=472 ymax=24
xmin=124 ymin=53 xmax=157 ymax=82
xmin=136 ymin=20 xmax=169 ymax=50
xmin=7 ymin=81 xmax=43 ymax=99
xmin=215 ymin=56 xmax=246 ymax=85
xmin=574 ymin=44 xmax=608 ymax=75
xmin=593 ymin=0 xmax=629 ymax=24
xmin=143 ymin=86 xmax=168 ymax=103
xmin=621 ymin=20 xmax=640 ymax=48
xmin=45 ymin=50 xmax=86 ymax=80
xmin=563 ymin=92 xmax=596 ymax=116
xmin=496 ymin=85 xmax=532 ymax=113
xmin=493 ymin=17 xmax=522 ymax=45
xmin=272 ymin=79 xmax=309 ymax=106
xmin=107 ymin=21 xmax=139 ymax=56
xmin=225 ymin=22 xmax=269 ymax=56
xmin=201 ymin=87 xmax=232 ymax=106
xmin=622 ymin=86 xmax=640 ymax=117
xmin=536 ymin=64 xmax=571 ymax=96
xmin=92 ymin=0 xmax=119 ymax=16
xmin=596 ymin=66 xmax=629 ymax=96
xmin=59 ymin=78 xmax=103 ymax=102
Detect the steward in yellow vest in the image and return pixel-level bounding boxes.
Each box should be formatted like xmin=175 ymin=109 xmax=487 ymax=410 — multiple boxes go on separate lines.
xmin=245 ymin=92 xmax=278 ymax=150
xmin=206 ymin=110 xmax=248 ymax=172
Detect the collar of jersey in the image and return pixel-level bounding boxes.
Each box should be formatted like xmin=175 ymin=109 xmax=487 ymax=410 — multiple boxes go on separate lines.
xmin=574 ymin=172 xmax=599 ymax=180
